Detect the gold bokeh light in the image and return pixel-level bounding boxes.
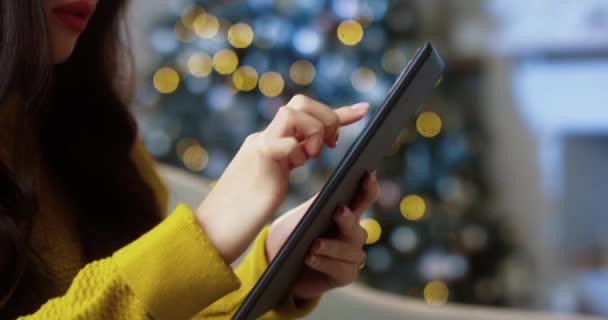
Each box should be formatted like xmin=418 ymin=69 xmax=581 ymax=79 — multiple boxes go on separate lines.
xmin=289 ymin=60 xmax=316 ymax=86
xmin=183 ymin=145 xmax=209 ymax=172
xmin=194 ymin=13 xmax=220 ymax=38
xmin=259 ymin=71 xmax=285 ymax=97
xmin=416 ymin=112 xmax=442 ymax=138
xmin=212 ymin=49 xmax=239 ymax=75
xmin=153 ymin=67 xmax=180 ymax=94
xmin=337 ymin=20 xmax=364 ymax=46
xmin=181 ymin=5 xmax=205 ymax=30
xmin=360 ymin=219 xmax=382 ymax=245
xmin=228 ymin=22 xmax=255 ymax=49
xmin=232 ymin=66 xmax=259 ymax=91
xmin=400 ymin=195 xmax=426 ymax=221
xmin=175 ymin=20 xmax=196 ymax=43
xmin=188 ymin=53 xmax=213 ymax=78
xmin=424 ymin=281 xmax=449 ymax=306
xmin=176 ymin=137 xmax=200 ymax=160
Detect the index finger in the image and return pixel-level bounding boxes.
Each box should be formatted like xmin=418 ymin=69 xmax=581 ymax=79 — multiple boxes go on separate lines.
xmin=334 ymin=102 xmax=370 ymax=127
xmin=287 ymin=95 xmax=342 ymax=147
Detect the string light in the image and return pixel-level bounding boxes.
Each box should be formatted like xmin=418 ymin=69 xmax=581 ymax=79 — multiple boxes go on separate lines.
xmin=259 ymin=71 xmax=284 ymax=97
xmin=232 ymin=66 xmax=259 ymax=91
xmin=337 ymin=19 xmax=364 ymax=46
xmin=424 ymin=281 xmax=449 ymax=306
xmin=416 ymin=112 xmax=442 ymax=138
xmin=194 ymin=13 xmax=220 ymax=38
xmin=153 ymin=67 xmax=179 ymax=94
xmin=228 ymin=22 xmax=255 ymax=48
xmin=212 ymin=49 xmax=239 ymax=75
xmin=400 ymin=195 xmax=426 ymax=221
xmin=360 ymin=218 xmax=382 ymax=245
xmin=289 ymin=60 xmax=316 ymax=86
xmin=187 ymin=53 xmax=213 ymax=78
xmin=351 ymin=67 xmax=376 ymax=92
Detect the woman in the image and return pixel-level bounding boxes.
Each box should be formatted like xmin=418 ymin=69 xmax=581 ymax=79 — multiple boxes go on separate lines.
xmin=0 ymin=0 xmax=380 ymax=319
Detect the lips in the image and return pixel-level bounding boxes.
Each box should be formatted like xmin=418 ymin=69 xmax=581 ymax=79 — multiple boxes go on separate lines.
xmin=52 ymin=1 xmax=94 ymax=32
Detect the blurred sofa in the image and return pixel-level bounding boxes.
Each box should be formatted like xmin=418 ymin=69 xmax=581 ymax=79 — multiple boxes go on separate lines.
xmin=157 ymin=164 xmax=602 ymax=320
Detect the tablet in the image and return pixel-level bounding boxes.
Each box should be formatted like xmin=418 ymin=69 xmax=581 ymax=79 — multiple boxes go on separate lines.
xmin=234 ymin=42 xmax=445 ymax=320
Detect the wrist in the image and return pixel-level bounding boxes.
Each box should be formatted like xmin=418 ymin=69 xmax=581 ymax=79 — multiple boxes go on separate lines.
xmin=194 ymin=203 xmax=238 ymax=264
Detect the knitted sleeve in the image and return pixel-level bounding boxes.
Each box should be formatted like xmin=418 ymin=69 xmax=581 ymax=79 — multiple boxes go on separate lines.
xmin=197 ymin=227 xmax=320 ymax=319
xmin=17 ymin=205 xmax=318 ymax=320
xmin=17 ymin=205 xmax=240 ymax=320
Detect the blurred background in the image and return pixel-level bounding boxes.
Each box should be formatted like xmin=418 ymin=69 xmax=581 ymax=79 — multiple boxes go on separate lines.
xmin=127 ymin=0 xmax=608 ymax=317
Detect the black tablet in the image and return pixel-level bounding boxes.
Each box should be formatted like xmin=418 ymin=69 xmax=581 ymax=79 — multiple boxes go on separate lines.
xmin=234 ymin=43 xmax=445 ymax=320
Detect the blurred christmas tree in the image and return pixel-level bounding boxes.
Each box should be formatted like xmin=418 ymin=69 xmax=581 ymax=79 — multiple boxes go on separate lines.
xmin=135 ymin=0 xmax=519 ymax=307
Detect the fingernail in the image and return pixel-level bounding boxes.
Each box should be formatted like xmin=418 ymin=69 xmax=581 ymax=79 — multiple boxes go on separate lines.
xmin=336 ymin=206 xmax=351 ymax=220
xmin=369 ymin=170 xmax=377 ymax=183
xmin=332 ymin=131 xmax=340 ymax=147
xmin=313 ymin=240 xmax=324 ymax=252
xmin=351 ymin=102 xmax=369 ymax=113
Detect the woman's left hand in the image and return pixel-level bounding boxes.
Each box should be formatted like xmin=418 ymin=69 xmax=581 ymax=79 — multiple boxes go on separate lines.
xmin=265 ymin=171 xmax=380 ymax=300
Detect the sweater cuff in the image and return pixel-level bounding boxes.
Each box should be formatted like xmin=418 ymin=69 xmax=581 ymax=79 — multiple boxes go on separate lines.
xmin=245 ymin=227 xmax=321 ymax=318
xmin=113 ymin=204 xmax=240 ymax=320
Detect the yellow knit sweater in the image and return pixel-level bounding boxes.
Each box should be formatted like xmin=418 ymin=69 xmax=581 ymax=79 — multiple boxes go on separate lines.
xmin=0 ymin=95 xmax=317 ymax=319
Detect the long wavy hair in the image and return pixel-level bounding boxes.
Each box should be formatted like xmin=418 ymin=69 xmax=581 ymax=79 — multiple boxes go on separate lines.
xmin=0 ymin=0 xmax=162 ymax=317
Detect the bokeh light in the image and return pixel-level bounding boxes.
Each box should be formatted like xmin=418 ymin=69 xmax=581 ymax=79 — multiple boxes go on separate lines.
xmin=153 ymin=67 xmax=180 ymax=94
xmin=253 ymin=14 xmax=292 ymax=49
xmin=382 ymin=49 xmax=407 ymax=74
xmin=377 ymin=180 xmax=401 ymax=209
xmin=390 ymin=226 xmax=418 ymax=253
xmin=212 ymin=49 xmax=239 ymax=75
xmin=461 ymin=224 xmax=488 ymax=252
xmin=332 ymin=0 xmax=360 ymax=20
xmin=232 ymin=66 xmax=259 ymax=91
xmin=360 ymin=218 xmax=382 ymax=245
xmin=289 ymin=60 xmax=316 ymax=86
xmin=182 ymin=145 xmax=209 ymax=172
xmin=176 ymin=137 xmax=200 ymax=160
xmin=366 ymin=245 xmax=392 ymax=272
xmin=174 ymin=20 xmax=196 ymax=43
xmin=259 ymin=71 xmax=285 ymax=97
xmin=424 ymin=281 xmax=449 ymax=306
xmin=416 ymin=111 xmax=442 ymax=138
xmin=228 ymin=22 xmax=255 ymax=48
xmin=293 ymin=28 xmax=323 ymax=56
xmin=351 ymin=67 xmax=377 ymax=92
xmin=181 ymin=5 xmax=205 ymax=30
xmin=150 ymin=27 xmax=178 ymax=54
xmin=337 ymin=20 xmax=364 ymax=46
xmin=194 ymin=13 xmax=220 ymax=38
xmin=400 ymin=194 xmax=426 ymax=221
xmin=187 ymin=53 xmax=213 ymax=78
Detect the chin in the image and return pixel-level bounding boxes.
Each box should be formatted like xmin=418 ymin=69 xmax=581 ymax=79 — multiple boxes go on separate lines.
xmin=51 ymin=36 xmax=78 ymax=64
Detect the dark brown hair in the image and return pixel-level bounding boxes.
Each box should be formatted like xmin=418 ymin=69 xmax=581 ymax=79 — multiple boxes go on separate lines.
xmin=0 ymin=0 xmax=162 ymax=317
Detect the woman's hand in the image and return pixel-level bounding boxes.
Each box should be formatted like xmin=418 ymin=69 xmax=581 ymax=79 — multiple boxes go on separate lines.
xmin=195 ymin=94 xmax=370 ymax=263
xmin=266 ymin=171 xmax=381 ymax=300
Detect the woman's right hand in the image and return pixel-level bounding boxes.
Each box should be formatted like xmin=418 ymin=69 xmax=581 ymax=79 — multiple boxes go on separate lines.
xmin=195 ymin=94 xmax=370 ymax=263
